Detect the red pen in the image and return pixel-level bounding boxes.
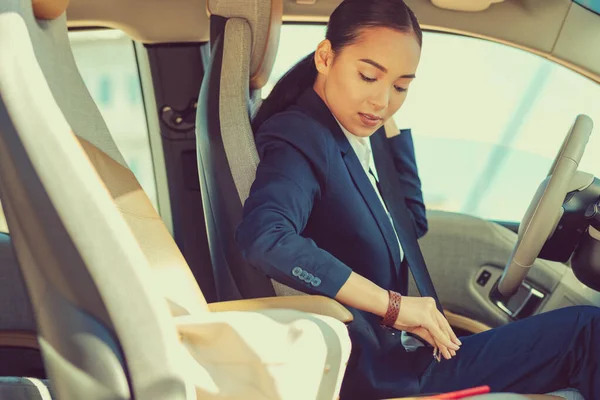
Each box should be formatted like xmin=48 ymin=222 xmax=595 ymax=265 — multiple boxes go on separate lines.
xmin=425 ymin=385 xmax=491 ymax=399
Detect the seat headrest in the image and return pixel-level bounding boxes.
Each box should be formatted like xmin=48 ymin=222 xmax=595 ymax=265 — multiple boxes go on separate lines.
xmin=32 ymin=0 xmax=69 ymax=20
xmin=208 ymin=0 xmax=282 ymax=89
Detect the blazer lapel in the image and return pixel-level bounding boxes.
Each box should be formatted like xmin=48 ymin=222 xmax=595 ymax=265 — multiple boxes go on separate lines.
xmin=342 ymin=151 xmax=402 ymax=268
xmin=294 ymin=89 xmax=402 ymax=268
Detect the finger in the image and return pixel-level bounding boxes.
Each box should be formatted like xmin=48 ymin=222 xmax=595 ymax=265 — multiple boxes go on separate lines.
xmin=423 ymin=316 xmax=458 ymax=350
xmin=435 ymin=347 xmax=443 ymax=362
xmin=405 ymin=327 xmax=436 ymax=348
xmin=436 ymin=312 xmax=461 ymax=349
xmin=436 ymin=311 xmax=456 ymax=343
xmin=442 ymin=346 xmax=452 ymax=360
xmin=439 ymin=311 xmax=462 ymax=346
xmin=406 ymin=327 xmax=445 ymax=361
xmin=432 ymin=337 xmax=452 ymax=360
xmin=436 ymin=317 xmax=460 ymax=352
xmin=407 ymin=327 xmax=453 ymax=360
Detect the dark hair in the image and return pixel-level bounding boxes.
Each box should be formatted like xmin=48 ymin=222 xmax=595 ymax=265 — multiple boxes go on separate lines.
xmin=253 ymin=0 xmax=422 ymax=131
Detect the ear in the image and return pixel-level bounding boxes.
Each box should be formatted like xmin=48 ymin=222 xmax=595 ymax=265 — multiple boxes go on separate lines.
xmin=314 ymin=39 xmax=334 ymax=75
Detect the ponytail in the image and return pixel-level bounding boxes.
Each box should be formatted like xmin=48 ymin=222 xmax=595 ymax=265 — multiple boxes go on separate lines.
xmin=252 ymin=52 xmax=318 ymax=132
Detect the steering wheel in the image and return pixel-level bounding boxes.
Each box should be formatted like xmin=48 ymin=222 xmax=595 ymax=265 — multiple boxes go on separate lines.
xmin=497 ymin=114 xmax=594 ymax=297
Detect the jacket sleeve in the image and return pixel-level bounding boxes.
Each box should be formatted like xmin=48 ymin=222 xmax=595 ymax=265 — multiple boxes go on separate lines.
xmin=235 ymin=112 xmax=352 ymax=298
xmin=387 ymin=129 xmax=428 ymax=238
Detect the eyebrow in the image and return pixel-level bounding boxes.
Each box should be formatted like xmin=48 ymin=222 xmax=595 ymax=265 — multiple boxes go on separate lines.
xmin=359 ymin=58 xmax=416 ymax=79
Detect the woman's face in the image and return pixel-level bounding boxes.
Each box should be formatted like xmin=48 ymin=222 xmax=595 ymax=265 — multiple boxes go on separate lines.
xmin=313 ymin=27 xmax=421 ymax=137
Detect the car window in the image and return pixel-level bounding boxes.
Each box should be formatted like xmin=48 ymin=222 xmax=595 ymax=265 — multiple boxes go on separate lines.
xmin=0 ymin=29 xmax=158 ymax=234
xmin=265 ymin=25 xmax=600 ymax=222
xmin=69 ymin=29 xmax=158 ymax=210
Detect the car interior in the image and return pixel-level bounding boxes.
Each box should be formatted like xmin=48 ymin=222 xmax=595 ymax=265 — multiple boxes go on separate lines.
xmin=0 ymin=0 xmax=599 ymax=398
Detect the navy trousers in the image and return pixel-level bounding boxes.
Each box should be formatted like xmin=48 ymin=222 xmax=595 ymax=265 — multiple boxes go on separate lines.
xmin=419 ymin=306 xmax=600 ymax=398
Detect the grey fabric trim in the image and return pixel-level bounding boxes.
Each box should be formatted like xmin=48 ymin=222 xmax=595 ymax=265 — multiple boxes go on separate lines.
xmin=249 ymin=90 xmax=263 ymax=121
xmin=220 ymin=19 xmax=258 ymax=203
xmin=209 ymin=0 xmax=270 ymax=77
xmin=0 ymin=378 xmax=53 ymax=399
xmin=271 ymin=283 xmax=306 ymax=297
xmin=0 ymin=0 xmax=126 ymax=167
xmin=219 ymin=19 xmax=304 ymax=298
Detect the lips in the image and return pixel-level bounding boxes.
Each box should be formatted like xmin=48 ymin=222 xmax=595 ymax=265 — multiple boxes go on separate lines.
xmin=358 ymin=112 xmax=383 ymax=127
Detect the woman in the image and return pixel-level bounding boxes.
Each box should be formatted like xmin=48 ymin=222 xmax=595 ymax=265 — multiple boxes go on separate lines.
xmin=235 ymin=0 xmax=600 ymax=398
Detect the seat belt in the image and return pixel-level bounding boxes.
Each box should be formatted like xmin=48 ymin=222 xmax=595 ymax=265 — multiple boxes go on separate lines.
xmin=370 ymin=131 xmax=443 ymax=312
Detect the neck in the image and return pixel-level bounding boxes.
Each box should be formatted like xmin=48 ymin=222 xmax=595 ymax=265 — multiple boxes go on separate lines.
xmin=312 ymin=75 xmax=329 ymax=109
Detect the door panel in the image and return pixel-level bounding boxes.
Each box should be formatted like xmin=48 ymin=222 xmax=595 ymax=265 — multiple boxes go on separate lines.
xmin=414 ymin=211 xmax=570 ymax=329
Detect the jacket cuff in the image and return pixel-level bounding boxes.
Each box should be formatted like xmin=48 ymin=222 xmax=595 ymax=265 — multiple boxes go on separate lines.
xmin=286 ymin=260 xmax=352 ymax=298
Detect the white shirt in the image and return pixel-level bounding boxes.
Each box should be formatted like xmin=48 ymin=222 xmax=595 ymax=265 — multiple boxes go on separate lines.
xmin=337 ymin=121 xmax=424 ymax=351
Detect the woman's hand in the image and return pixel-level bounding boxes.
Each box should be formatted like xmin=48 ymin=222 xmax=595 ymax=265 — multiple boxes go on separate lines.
xmin=393 ymin=296 xmax=462 ymax=360
xmin=384 ymin=118 xmax=401 ymax=138
xmin=335 ymin=273 xmax=461 ymax=360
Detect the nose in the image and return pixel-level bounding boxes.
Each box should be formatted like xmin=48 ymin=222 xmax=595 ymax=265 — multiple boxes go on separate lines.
xmin=368 ymin=87 xmax=390 ymax=111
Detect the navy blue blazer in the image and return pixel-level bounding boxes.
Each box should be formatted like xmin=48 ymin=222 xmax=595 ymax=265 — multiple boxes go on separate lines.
xmin=236 ymin=88 xmax=434 ymax=398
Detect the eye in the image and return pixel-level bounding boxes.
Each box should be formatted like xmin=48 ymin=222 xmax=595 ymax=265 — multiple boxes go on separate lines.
xmin=359 ymin=72 xmax=376 ymax=82
xmin=394 ymin=86 xmax=407 ymax=93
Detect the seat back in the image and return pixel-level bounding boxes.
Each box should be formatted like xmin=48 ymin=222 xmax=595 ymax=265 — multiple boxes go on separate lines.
xmin=0 ymin=0 xmax=208 ymax=319
xmin=0 ymin=0 xmax=211 ymax=398
xmin=0 ymin=0 xmax=133 ymax=364
xmin=197 ymin=0 xmax=306 ymax=299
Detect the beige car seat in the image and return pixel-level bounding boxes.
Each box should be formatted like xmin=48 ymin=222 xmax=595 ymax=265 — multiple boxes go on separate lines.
xmin=0 ymin=0 xmax=352 ymax=398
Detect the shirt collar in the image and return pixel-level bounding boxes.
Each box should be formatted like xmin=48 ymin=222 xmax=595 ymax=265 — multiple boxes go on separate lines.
xmin=335 ymin=119 xmax=378 ymax=179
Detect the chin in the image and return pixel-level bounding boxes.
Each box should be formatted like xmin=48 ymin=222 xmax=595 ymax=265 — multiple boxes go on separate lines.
xmin=339 ymin=116 xmax=380 ymax=137
xmin=352 ymin=125 xmax=380 ymax=137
